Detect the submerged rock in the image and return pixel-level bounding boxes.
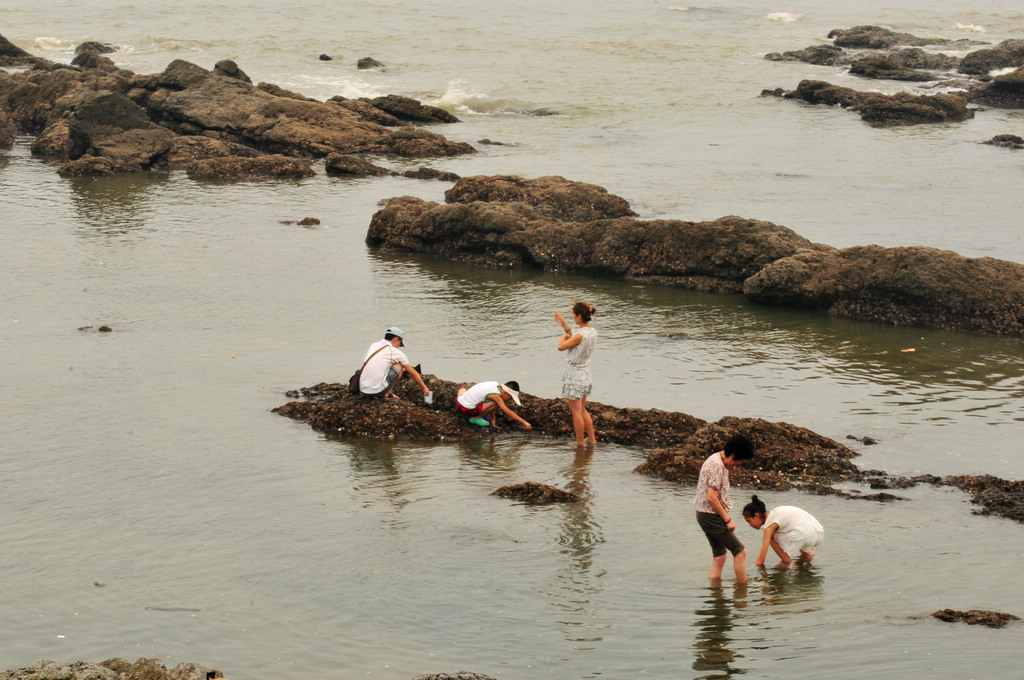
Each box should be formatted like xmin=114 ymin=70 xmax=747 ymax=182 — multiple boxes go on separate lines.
xmin=492 ymin=481 xmax=582 ymax=504
xmin=932 ymin=609 xmax=1020 ymax=628
xmin=983 ymin=133 xmax=1024 ymax=148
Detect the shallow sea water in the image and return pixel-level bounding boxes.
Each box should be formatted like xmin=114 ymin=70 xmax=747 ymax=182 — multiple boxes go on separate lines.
xmin=3 ymin=1 xmax=1024 ymax=678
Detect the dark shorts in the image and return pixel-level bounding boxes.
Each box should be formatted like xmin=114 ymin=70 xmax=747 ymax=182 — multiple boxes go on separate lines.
xmin=696 ymin=511 xmax=745 ymax=558
xmin=363 ymin=366 xmax=400 ymax=398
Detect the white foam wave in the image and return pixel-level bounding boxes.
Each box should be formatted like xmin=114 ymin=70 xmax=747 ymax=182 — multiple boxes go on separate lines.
xmin=955 ymin=23 xmax=986 ymax=33
xmin=268 ymin=73 xmax=383 ymax=100
xmin=667 ymin=5 xmax=693 ymax=11
xmin=33 ymin=36 xmax=75 ymax=53
xmin=422 ymin=81 xmax=559 ymax=117
xmin=765 ymin=12 xmax=805 ymax=23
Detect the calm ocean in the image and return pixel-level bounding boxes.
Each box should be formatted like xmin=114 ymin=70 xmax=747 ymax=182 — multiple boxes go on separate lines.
xmin=2 ymin=2 xmax=1023 ymax=678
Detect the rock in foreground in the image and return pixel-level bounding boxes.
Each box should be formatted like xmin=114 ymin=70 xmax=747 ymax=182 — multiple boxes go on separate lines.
xmin=0 ymin=658 xmax=223 ymax=680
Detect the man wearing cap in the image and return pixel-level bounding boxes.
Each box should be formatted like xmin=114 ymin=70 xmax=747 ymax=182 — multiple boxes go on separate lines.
xmin=359 ymin=326 xmax=431 ymax=400
xmin=455 ymin=380 xmax=532 ymax=430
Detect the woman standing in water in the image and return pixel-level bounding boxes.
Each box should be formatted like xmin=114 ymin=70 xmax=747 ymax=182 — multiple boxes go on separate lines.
xmin=554 ymin=301 xmax=598 ymax=447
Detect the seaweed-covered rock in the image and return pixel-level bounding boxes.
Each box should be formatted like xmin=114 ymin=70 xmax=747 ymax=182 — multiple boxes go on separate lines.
xmin=945 ymin=475 xmax=1024 ymax=523
xmin=492 ymin=482 xmax=581 ymax=504
xmin=634 ymin=416 xmax=862 ymax=487
xmin=932 ymin=609 xmax=1020 ymax=628
xmin=185 ymin=154 xmax=316 ymax=179
xmin=743 ymin=245 xmax=1024 ymax=338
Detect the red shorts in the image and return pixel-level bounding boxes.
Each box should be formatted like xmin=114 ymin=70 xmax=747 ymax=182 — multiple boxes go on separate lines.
xmin=456 ymin=400 xmax=483 ymax=417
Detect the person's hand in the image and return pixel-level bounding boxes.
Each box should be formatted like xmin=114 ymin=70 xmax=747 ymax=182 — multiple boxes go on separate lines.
xmin=522 ymin=421 xmax=533 ymax=430
xmin=553 ymin=311 xmax=565 ymax=324
xmin=755 ymin=561 xmax=766 ymax=568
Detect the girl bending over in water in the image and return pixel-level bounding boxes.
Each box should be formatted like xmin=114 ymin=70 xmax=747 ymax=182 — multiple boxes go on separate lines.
xmin=554 ymin=301 xmax=597 ymax=447
xmin=743 ymin=495 xmax=824 ymax=566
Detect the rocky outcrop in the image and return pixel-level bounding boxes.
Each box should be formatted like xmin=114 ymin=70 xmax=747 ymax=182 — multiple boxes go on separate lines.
xmin=969 ymin=66 xmax=1024 ymax=109
xmin=958 ymin=39 xmax=1024 ymax=75
xmin=275 ymin=373 xmax=1024 ymax=521
xmin=743 ymin=245 xmax=1024 ymax=337
xmin=0 ymin=658 xmax=223 ymax=680
xmin=773 ymin=80 xmax=974 ymax=126
xmin=367 ymin=174 xmax=1024 ymax=339
xmin=368 ymin=193 xmax=811 ymax=292
xmin=0 ymin=36 xmax=474 ymax=177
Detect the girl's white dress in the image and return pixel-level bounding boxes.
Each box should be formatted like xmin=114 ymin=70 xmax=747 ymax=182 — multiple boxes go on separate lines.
xmin=765 ymin=506 xmax=825 ymax=558
xmin=561 ymin=326 xmax=596 ymax=399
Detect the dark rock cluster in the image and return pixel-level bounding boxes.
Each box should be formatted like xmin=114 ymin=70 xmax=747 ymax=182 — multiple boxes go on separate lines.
xmin=0 ymin=35 xmax=472 ymax=176
xmin=764 ymin=25 xmax=1024 ymax=127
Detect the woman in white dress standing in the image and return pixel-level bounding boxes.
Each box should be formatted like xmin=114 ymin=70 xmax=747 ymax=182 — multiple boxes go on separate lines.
xmin=554 ymin=301 xmax=597 ymax=447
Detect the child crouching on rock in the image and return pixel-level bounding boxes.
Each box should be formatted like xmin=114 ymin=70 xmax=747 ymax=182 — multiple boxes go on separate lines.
xmin=742 ymin=495 xmax=824 ymax=567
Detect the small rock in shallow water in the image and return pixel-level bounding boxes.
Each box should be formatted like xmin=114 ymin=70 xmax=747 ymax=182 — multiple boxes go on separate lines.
xmin=932 ymin=609 xmax=1020 ymax=628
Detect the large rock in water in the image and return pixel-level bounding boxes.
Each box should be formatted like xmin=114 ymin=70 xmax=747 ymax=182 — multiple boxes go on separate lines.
xmin=743 ymin=245 xmax=1024 ymax=336
xmin=367 ymin=175 xmax=814 ymax=292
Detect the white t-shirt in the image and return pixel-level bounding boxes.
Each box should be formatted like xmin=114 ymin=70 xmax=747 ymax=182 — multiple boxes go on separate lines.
xmin=765 ymin=506 xmax=825 ymax=558
xmin=457 ymin=381 xmax=501 ymax=409
xmin=359 ymin=340 xmax=408 ymax=393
